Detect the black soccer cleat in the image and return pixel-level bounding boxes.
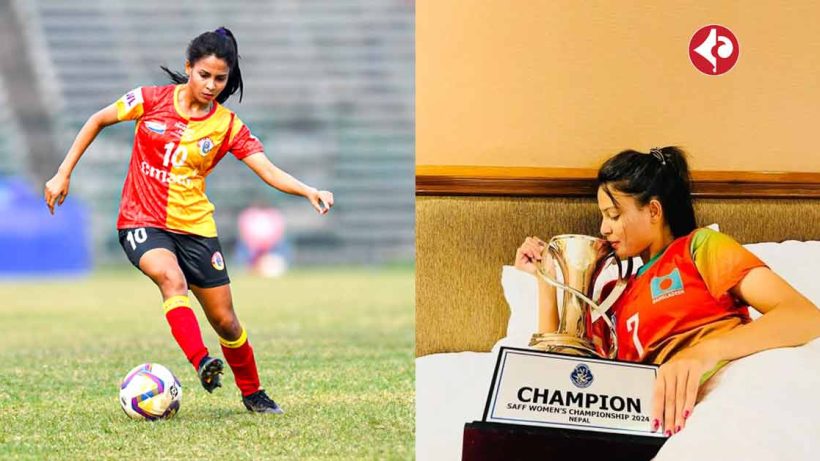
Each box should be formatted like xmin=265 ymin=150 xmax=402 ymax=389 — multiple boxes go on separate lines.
xmin=197 ymin=356 xmax=224 ymax=393
xmin=242 ymin=390 xmax=285 ymax=414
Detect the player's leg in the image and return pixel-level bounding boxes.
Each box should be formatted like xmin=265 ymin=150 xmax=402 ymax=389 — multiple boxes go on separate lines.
xmin=189 ymin=284 xmax=251 ymax=390
xmin=190 ymin=283 xmax=283 ymax=414
xmin=118 ymin=228 xmax=213 ymax=381
xmin=174 ymin=232 xmax=283 ymax=414
xmin=138 ymin=249 xmax=215 ymax=373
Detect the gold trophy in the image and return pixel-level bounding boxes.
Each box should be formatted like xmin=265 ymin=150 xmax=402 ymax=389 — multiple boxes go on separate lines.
xmin=529 ymin=234 xmax=632 ymax=358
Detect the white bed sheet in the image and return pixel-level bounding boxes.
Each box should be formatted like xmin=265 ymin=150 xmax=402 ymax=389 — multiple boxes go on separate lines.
xmin=416 ymin=351 xmax=496 ymax=461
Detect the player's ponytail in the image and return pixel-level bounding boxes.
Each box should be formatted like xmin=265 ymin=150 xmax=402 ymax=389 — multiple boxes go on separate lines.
xmin=597 ymin=146 xmax=697 ymax=238
xmin=213 ymin=27 xmax=243 ymax=104
xmin=160 ymin=26 xmax=244 ymax=104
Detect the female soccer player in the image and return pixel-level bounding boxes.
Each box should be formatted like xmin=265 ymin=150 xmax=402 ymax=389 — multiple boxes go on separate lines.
xmin=43 ymin=27 xmax=334 ymax=414
xmin=514 ymin=146 xmax=820 ymax=436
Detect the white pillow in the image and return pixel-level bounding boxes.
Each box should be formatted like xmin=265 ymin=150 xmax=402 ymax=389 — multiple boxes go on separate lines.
xmin=742 ymin=240 xmax=820 ymax=318
xmin=500 ymin=265 xmax=538 ymax=347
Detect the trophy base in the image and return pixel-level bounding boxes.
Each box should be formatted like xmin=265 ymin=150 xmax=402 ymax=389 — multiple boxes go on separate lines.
xmin=529 ymin=333 xmax=598 ymax=357
xmin=463 ymin=421 xmax=665 ymax=461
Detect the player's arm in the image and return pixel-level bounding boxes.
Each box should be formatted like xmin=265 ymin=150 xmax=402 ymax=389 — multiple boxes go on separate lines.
xmin=44 ymin=104 xmax=120 ymax=215
xmin=716 ymin=267 xmax=820 ymax=359
xmin=652 ymin=266 xmax=820 ymax=436
xmin=241 ymin=152 xmax=334 ymax=215
xmin=681 ymin=231 xmax=820 ymax=383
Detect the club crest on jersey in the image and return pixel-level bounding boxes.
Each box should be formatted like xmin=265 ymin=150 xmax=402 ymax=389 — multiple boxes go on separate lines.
xmin=650 ymin=267 xmax=685 ymax=303
xmin=211 ymin=251 xmax=225 ymax=271
xmin=145 ymin=121 xmax=166 ymax=134
xmin=198 ymin=137 xmax=214 ymax=156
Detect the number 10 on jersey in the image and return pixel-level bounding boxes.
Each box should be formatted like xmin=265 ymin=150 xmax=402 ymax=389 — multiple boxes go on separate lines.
xmin=163 ymin=142 xmax=188 ymax=167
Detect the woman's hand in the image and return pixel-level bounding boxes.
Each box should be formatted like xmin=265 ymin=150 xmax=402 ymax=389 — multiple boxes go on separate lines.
xmin=651 ymin=340 xmax=721 ymax=436
xmin=514 ymin=236 xmax=554 ymax=277
xmin=308 ymin=189 xmax=334 ymax=215
xmin=44 ymin=171 xmax=71 ymax=215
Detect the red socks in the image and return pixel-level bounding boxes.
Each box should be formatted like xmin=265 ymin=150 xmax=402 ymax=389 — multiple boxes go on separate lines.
xmin=163 ymin=295 xmax=208 ymax=369
xmin=163 ymin=296 xmax=261 ymax=396
xmin=220 ymin=328 xmax=261 ymax=397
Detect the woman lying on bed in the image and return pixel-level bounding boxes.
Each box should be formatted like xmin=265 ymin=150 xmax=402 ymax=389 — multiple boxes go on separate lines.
xmin=514 ymin=146 xmax=820 ymax=438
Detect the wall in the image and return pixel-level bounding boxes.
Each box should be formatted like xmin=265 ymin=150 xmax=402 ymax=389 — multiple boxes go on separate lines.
xmin=417 ymin=0 xmax=820 ymax=171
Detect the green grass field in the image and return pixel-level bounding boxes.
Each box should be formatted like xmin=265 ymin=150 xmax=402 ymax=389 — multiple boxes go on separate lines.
xmin=0 ymin=266 xmax=414 ymax=460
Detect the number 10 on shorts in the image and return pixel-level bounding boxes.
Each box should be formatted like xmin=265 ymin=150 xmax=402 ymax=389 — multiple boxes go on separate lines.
xmin=126 ymin=228 xmax=148 ymax=250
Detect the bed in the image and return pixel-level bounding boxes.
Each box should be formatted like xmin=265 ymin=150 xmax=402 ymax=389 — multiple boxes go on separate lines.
xmin=416 ymin=239 xmax=820 ymax=460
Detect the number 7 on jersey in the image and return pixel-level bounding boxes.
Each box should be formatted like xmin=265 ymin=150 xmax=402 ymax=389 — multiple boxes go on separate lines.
xmin=626 ymin=313 xmax=645 ymax=357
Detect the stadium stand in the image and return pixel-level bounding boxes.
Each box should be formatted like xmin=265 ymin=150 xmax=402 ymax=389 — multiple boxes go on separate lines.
xmin=0 ymin=75 xmax=29 ymax=178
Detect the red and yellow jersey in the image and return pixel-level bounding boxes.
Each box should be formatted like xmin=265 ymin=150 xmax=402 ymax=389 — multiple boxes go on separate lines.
xmin=114 ymin=84 xmax=264 ymax=237
xmin=594 ymin=228 xmax=766 ymax=364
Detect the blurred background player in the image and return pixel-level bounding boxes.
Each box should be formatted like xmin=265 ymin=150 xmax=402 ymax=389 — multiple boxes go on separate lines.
xmin=237 ymin=205 xmax=289 ymax=277
xmin=43 ymin=27 xmax=334 ymax=414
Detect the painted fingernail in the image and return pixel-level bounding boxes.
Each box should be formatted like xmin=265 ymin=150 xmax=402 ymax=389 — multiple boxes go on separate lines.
xmin=683 ymin=410 xmax=690 ymax=419
xmin=675 ymin=426 xmax=681 ymax=433
xmin=665 ymin=430 xmax=672 ymax=437
xmin=651 ymin=419 xmax=659 ymax=431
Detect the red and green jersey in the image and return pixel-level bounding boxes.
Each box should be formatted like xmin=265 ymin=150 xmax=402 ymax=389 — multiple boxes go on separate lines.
xmin=594 ymin=228 xmax=766 ymax=364
xmin=114 ymin=84 xmax=264 ymax=237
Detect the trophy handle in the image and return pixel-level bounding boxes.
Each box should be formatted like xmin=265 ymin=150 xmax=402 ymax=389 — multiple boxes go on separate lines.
xmin=536 ymin=245 xmax=600 ymax=316
xmin=536 ymin=242 xmax=611 ymax=335
xmin=536 ymin=246 xmax=633 ymax=360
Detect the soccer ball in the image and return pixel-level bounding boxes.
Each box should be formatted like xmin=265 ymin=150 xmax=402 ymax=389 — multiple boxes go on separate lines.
xmin=119 ymin=363 xmax=182 ymax=420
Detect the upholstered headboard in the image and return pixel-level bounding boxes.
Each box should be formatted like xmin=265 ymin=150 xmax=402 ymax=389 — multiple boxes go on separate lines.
xmin=415 ymin=167 xmax=820 ymax=357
